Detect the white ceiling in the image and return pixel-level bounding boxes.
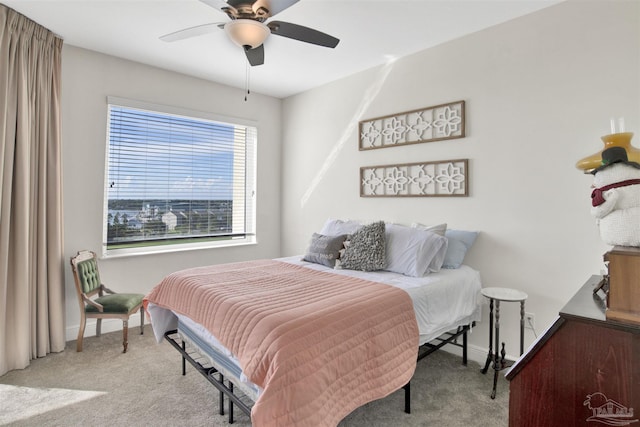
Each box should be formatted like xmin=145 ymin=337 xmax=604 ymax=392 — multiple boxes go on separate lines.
xmin=3 ymin=0 xmax=562 ymax=99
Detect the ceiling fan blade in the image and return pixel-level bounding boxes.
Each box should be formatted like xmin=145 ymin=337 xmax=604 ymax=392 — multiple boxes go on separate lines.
xmin=198 ymin=0 xmax=232 ymax=13
xmin=160 ymin=22 xmax=224 ymax=42
xmin=253 ymin=0 xmax=300 ymax=17
xmin=267 ymin=21 xmax=339 ymax=48
xmin=244 ymin=44 xmax=265 ymax=66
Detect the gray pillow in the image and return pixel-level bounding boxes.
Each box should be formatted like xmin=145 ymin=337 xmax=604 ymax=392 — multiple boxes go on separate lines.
xmin=337 ymin=221 xmax=386 ymax=272
xmin=302 ymin=233 xmax=348 ymax=268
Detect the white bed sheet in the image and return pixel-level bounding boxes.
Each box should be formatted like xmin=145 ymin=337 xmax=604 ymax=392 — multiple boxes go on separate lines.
xmin=279 ymin=256 xmax=483 ymax=345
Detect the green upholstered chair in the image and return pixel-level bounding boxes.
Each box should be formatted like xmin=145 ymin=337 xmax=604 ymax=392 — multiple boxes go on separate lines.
xmin=70 ymin=250 xmax=144 ymax=353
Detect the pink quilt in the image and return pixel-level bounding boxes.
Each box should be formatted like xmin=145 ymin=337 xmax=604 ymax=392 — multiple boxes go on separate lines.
xmin=145 ymin=259 xmax=419 ymax=427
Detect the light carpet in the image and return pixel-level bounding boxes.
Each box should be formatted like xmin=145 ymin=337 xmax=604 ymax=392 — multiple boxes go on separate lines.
xmin=0 ymin=325 xmax=509 ymax=426
xmin=0 ymin=384 xmax=106 ymax=425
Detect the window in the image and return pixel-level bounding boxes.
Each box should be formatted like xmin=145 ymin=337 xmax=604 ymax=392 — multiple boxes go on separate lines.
xmin=103 ymin=98 xmax=256 ymax=255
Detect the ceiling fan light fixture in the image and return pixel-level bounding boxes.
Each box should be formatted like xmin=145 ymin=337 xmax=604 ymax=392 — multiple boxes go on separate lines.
xmin=225 ymin=19 xmax=270 ymax=49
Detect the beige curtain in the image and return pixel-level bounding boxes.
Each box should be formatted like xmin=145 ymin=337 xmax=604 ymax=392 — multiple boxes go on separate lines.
xmin=0 ymin=5 xmax=65 ymax=376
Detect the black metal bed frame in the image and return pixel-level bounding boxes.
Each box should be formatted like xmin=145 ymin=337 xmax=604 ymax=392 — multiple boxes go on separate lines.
xmin=163 ymin=321 xmax=473 ymax=424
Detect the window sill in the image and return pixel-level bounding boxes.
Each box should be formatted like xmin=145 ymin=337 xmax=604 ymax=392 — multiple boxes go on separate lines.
xmin=101 ymin=236 xmax=257 ymax=259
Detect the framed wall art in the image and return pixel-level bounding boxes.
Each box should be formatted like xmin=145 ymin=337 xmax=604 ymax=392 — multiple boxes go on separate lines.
xmin=359 ymin=100 xmax=465 ymax=150
xmin=360 ymin=159 xmax=468 ymax=197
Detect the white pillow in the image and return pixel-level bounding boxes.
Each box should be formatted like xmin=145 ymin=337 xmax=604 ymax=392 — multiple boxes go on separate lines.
xmin=411 ymin=222 xmax=447 ymax=236
xmin=385 ymin=223 xmax=448 ymax=277
xmin=319 ymin=218 xmax=363 ymax=236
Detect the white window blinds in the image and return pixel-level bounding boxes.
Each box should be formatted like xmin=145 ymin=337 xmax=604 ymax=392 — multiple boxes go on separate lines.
xmin=104 ymin=101 xmax=256 ymax=252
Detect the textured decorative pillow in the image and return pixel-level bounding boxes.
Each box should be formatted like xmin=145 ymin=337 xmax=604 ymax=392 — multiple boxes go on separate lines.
xmin=336 ymin=221 xmax=386 ymax=272
xmin=411 ymin=222 xmax=447 ymax=236
xmin=385 ymin=223 xmax=448 ymax=276
xmin=319 ymin=218 xmax=362 ymax=236
xmin=302 ymin=233 xmax=348 ymax=268
xmin=443 ymin=229 xmax=479 ymax=269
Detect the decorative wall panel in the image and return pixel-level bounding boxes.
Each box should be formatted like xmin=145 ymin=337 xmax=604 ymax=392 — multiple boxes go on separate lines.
xmin=359 ymin=100 xmax=465 ymax=150
xmin=360 ymin=159 xmax=468 ymax=197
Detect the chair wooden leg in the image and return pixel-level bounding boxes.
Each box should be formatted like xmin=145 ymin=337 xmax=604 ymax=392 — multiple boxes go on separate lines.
xmin=139 ymin=307 xmax=144 ymax=335
xmin=96 ymin=318 xmax=102 ymax=337
xmin=77 ymin=317 xmax=86 ymax=352
xmin=122 ymin=319 xmax=129 ymax=353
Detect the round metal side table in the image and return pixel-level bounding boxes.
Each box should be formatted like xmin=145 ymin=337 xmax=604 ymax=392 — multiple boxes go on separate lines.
xmin=480 ymin=287 xmax=528 ymax=399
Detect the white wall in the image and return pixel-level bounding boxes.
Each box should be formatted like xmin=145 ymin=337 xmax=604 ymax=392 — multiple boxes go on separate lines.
xmin=280 ymin=0 xmax=640 ymax=361
xmin=61 ymin=46 xmax=282 ymax=340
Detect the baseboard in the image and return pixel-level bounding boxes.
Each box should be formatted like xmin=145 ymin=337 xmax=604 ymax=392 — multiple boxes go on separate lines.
xmin=65 ymin=312 xmax=144 ymax=343
xmin=440 ymin=341 xmax=486 ymax=365
xmin=441 ymin=340 xmax=526 ymax=371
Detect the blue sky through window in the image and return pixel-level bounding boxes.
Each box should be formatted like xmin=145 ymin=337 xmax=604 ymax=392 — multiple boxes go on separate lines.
xmin=107 ymin=106 xmax=238 ymax=201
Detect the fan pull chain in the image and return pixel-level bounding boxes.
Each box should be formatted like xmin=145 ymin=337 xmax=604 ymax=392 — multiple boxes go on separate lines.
xmin=244 ymin=60 xmax=250 ymax=102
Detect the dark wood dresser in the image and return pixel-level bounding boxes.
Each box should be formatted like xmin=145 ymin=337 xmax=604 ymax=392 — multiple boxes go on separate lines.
xmin=506 ymin=275 xmax=640 ymax=427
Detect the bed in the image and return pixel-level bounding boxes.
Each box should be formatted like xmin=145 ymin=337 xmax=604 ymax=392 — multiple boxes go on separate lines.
xmin=145 ymin=221 xmax=482 ymax=426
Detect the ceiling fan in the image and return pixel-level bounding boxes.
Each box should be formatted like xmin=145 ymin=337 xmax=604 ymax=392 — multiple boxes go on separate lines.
xmin=160 ymin=0 xmax=340 ymax=66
